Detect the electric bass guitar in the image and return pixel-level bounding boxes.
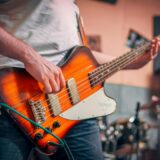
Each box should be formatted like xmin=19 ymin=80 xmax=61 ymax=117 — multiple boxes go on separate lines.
xmin=0 ymin=42 xmax=151 ymax=154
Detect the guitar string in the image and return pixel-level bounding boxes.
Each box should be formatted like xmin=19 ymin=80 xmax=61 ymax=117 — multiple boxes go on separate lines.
xmin=12 ymin=38 xmax=159 ymax=136
xmin=15 ymin=43 xmax=150 ymax=135
xmin=2 ymin=38 xmax=153 ymax=101
xmin=91 ymin=45 xmax=151 ymax=87
xmin=44 ymin=43 xmax=150 ymax=117
xmin=17 ymin=42 xmax=150 ymax=134
xmin=0 ymin=60 xmax=94 ymax=97
xmin=0 ymin=41 xmax=149 ymax=101
xmin=41 ymin=44 xmax=149 ymax=113
xmin=11 ymin=42 xmax=150 ymax=117
xmin=1 ymin=42 xmax=149 ymax=104
xmin=27 ymin=43 xmax=151 ymax=136
xmin=11 ymin=42 xmax=150 ymax=112
xmin=0 ymin=47 xmax=134 ymax=101
xmin=11 ymin=48 xmax=141 ymax=125
xmin=1 ymin=63 xmax=94 ymax=105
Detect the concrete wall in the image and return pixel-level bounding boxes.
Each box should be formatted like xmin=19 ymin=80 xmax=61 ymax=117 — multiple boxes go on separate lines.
xmin=77 ymin=0 xmax=160 ymax=89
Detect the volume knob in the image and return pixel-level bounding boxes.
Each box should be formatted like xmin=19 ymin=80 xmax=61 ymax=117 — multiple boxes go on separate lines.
xmin=34 ymin=132 xmax=43 ymax=141
xmin=53 ymin=121 xmax=61 ymax=128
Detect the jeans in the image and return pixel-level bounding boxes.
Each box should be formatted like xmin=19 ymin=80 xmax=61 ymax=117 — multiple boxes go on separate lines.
xmin=0 ymin=109 xmax=104 ymax=160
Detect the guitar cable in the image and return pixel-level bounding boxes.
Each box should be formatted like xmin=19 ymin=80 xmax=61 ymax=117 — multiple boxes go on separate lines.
xmin=0 ymin=102 xmax=75 ymax=160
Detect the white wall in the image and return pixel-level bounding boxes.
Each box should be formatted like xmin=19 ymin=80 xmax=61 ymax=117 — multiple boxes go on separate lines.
xmin=77 ymin=0 xmax=160 ymax=89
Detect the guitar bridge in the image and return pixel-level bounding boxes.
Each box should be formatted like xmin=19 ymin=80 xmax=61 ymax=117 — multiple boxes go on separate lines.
xmin=28 ymin=100 xmax=46 ymax=124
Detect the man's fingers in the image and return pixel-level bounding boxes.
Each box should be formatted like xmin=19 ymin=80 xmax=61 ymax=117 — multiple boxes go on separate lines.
xmin=150 ymin=44 xmax=155 ymax=59
xmin=150 ymin=37 xmax=160 ymax=59
xmin=152 ymin=39 xmax=156 ymax=43
xmin=53 ymin=69 xmax=60 ymax=91
xmin=49 ymin=77 xmax=59 ymax=93
xmin=57 ymin=68 xmax=65 ymax=88
xmin=153 ymin=38 xmax=159 ymax=54
xmin=152 ymin=43 xmax=156 ymax=53
xmin=155 ymin=38 xmax=160 ymax=53
xmin=45 ymin=67 xmax=65 ymax=93
xmin=158 ymin=41 xmax=160 ymax=52
xmin=39 ymin=61 xmax=65 ymax=93
xmin=25 ymin=57 xmax=65 ymax=93
xmin=53 ymin=66 xmax=65 ymax=89
xmin=43 ymin=79 xmax=52 ymax=93
xmin=156 ymin=41 xmax=159 ymax=53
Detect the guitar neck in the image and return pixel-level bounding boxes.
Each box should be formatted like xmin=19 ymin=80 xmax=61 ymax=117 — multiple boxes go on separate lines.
xmin=89 ymin=41 xmax=151 ymax=87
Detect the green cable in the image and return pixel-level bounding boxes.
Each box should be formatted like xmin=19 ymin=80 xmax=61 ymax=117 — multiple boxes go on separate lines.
xmin=0 ymin=102 xmax=75 ymax=160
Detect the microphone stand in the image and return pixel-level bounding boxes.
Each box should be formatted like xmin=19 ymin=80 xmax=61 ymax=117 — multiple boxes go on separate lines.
xmin=133 ymin=102 xmax=141 ymax=160
xmin=156 ymin=104 xmax=160 ymax=160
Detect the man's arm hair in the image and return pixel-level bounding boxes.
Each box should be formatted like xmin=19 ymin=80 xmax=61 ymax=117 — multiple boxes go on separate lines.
xmin=0 ymin=27 xmax=65 ymax=93
xmin=0 ymin=27 xmax=40 ymax=64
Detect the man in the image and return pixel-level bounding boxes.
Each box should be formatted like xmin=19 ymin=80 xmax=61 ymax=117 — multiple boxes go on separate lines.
xmin=0 ymin=0 xmax=159 ymax=160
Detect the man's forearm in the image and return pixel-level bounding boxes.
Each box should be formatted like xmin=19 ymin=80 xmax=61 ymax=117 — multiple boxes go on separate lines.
xmin=0 ymin=27 xmax=40 ymax=65
xmin=0 ymin=27 xmax=65 ymax=93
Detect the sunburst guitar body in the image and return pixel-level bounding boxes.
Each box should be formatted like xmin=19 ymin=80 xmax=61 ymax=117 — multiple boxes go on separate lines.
xmin=0 ymin=46 xmax=116 ymax=154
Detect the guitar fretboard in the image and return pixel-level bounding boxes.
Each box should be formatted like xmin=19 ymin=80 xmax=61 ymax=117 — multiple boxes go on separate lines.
xmin=89 ymin=41 xmax=151 ymax=87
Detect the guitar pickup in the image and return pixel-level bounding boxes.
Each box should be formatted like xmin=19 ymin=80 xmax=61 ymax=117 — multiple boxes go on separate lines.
xmin=67 ymin=78 xmax=80 ymax=105
xmin=46 ymin=94 xmax=61 ymax=116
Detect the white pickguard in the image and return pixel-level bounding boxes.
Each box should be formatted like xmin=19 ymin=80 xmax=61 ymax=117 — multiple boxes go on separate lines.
xmin=59 ymin=88 xmax=116 ymax=120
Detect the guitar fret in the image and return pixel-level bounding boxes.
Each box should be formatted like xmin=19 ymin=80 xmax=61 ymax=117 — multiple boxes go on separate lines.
xmin=88 ymin=42 xmax=151 ymax=87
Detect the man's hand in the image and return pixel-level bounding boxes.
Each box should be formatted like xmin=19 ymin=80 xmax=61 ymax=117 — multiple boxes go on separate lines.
xmin=124 ymin=37 xmax=160 ymax=69
xmin=0 ymin=27 xmax=65 ymax=93
xmin=150 ymin=37 xmax=160 ymax=60
xmin=24 ymin=55 xmax=65 ymax=93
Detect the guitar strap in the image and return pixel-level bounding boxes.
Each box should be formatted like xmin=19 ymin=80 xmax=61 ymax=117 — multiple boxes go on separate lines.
xmin=76 ymin=13 xmax=88 ymax=47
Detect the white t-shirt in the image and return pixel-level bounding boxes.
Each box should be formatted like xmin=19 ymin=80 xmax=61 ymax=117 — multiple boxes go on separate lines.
xmin=0 ymin=0 xmax=81 ymax=67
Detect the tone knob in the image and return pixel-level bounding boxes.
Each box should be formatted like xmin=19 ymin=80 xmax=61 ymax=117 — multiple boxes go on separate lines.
xmin=53 ymin=121 xmax=61 ymax=128
xmin=34 ymin=132 xmax=43 ymax=141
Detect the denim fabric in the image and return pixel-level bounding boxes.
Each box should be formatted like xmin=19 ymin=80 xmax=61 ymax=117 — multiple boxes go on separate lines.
xmin=0 ymin=110 xmax=33 ymax=160
xmin=0 ymin=110 xmax=104 ymax=160
xmin=51 ymin=119 xmax=104 ymax=160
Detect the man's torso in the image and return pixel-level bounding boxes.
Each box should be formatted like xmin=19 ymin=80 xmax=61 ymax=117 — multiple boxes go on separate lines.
xmin=0 ymin=0 xmax=81 ymax=67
